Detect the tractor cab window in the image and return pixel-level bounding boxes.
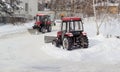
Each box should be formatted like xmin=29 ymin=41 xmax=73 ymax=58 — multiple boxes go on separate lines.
xmin=36 ymin=16 xmax=44 ymax=22
xmin=61 ymin=22 xmax=67 ymax=32
xmin=47 ymin=16 xmax=51 ymax=21
xmin=78 ymin=21 xmax=84 ymax=31
xmin=74 ymin=21 xmax=81 ymax=31
xmin=61 ymin=20 xmax=84 ymax=32
xmin=43 ymin=15 xmax=51 ymax=22
xmin=44 ymin=18 xmax=47 ymax=22
xmin=36 ymin=16 xmax=39 ymax=22
xmin=69 ymin=21 xmax=83 ymax=31
xmin=69 ymin=21 xmax=74 ymax=31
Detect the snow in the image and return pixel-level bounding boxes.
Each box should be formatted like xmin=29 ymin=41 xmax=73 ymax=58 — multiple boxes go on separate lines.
xmin=0 ymin=18 xmax=120 ymax=72
xmin=0 ymin=21 xmax=34 ymax=37
xmin=42 ymin=35 xmax=120 ymax=63
xmin=83 ymin=17 xmax=120 ymax=37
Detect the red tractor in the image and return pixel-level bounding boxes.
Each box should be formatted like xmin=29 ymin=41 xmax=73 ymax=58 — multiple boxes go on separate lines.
xmin=52 ymin=17 xmax=89 ymax=50
xmin=33 ymin=14 xmax=52 ymax=33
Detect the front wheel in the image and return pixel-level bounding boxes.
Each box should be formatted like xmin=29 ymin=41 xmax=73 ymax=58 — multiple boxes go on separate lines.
xmin=47 ymin=25 xmax=52 ymax=32
xmin=63 ymin=38 xmax=72 ymax=50
xmin=33 ymin=25 xmax=37 ymax=29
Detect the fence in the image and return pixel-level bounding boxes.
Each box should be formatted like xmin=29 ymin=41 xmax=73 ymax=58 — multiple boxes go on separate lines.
xmin=0 ymin=14 xmax=34 ymax=24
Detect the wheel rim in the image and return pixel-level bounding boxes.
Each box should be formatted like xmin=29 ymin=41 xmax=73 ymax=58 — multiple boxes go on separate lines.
xmin=49 ymin=26 xmax=51 ymax=31
xmin=42 ymin=28 xmax=46 ymax=33
xmin=63 ymin=38 xmax=68 ymax=50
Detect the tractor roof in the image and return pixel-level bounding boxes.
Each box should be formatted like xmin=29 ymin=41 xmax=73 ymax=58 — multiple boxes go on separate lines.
xmin=62 ymin=17 xmax=81 ymax=22
xmin=36 ymin=14 xmax=48 ymax=16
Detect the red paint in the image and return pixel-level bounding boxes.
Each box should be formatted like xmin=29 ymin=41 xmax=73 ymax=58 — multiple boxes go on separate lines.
xmin=35 ymin=21 xmax=41 ymax=26
xmin=65 ymin=33 xmax=73 ymax=37
xmin=46 ymin=21 xmax=51 ymax=25
xmin=82 ymin=32 xmax=87 ymax=36
xmin=36 ymin=14 xmax=46 ymax=16
xmin=62 ymin=17 xmax=81 ymax=21
xmin=57 ymin=31 xmax=62 ymax=37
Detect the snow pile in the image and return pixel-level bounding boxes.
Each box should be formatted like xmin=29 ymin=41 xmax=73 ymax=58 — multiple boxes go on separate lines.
xmin=105 ymin=17 xmax=120 ymax=36
xmin=83 ymin=17 xmax=120 ymax=37
xmin=41 ymin=17 xmax=120 ymax=63
xmin=0 ymin=21 xmax=34 ymax=37
xmin=42 ymin=35 xmax=120 ymax=64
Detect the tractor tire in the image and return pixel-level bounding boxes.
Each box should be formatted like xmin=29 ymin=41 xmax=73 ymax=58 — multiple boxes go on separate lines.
xmin=41 ymin=27 xmax=46 ymax=33
xmin=63 ymin=38 xmax=72 ymax=50
xmin=38 ymin=27 xmax=41 ymax=32
xmin=80 ymin=36 xmax=89 ymax=48
xmin=52 ymin=40 xmax=60 ymax=47
xmin=47 ymin=25 xmax=52 ymax=32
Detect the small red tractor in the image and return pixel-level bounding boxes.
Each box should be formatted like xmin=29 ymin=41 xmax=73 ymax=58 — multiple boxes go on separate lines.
xmin=52 ymin=17 xmax=89 ymax=50
xmin=33 ymin=14 xmax=52 ymax=33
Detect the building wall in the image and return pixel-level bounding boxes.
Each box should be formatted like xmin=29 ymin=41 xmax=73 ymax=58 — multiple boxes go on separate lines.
xmin=17 ymin=0 xmax=54 ymax=19
xmin=28 ymin=0 xmax=38 ymax=16
xmin=18 ymin=0 xmax=38 ymax=17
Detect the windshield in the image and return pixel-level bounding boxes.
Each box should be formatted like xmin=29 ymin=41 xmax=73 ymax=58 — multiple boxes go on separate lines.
xmin=36 ymin=16 xmax=44 ymax=22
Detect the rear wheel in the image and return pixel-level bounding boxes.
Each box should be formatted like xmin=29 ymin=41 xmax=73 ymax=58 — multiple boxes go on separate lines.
xmin=41 ymin=27 xmax=46 ymax=33
xmin=47 ymin=25 xmax=52 ymax=32
xmin=80 ymin=36 xmax=89 ymax=48
xmin=63 ymin=38 xmax=72 ymax=50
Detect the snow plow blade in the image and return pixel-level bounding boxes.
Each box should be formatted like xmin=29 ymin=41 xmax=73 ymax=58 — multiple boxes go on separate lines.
xmin=27 ymin=29 xmax=39 ymax=35
xmin=44 ymin=36 xmax=56 ymax=43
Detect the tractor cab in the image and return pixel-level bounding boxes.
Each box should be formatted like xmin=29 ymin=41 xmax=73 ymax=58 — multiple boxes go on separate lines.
xmin=59 ymin=17 xmax=84 ymax=37
xmin=33 ymin=14 xmax=52 ymax=33
xmin=52 ymin=17 xmax=89 ymax=50
xmin=35 ymin=14 xmax=51 ymax=26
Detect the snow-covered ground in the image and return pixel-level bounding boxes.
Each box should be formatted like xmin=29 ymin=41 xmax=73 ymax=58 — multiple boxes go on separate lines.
xmin=0 ymin=18 xmax=120 ymax=72
xmin=0 ymin=21 xmax=34 ymax=37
